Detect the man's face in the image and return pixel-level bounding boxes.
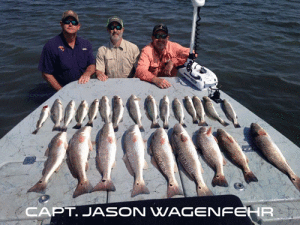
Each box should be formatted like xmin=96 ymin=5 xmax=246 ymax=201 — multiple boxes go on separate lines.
xmin=107 ymin=22 xmax=124 ymax=43
xmin=60 ymin=16 xmax=80 ymax=34
xmin=152 ymin=31 xmax=169 ymax=52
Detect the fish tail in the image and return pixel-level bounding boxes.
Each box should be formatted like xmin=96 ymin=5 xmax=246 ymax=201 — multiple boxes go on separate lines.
xmin=52 ymin=125 xmax=61 ymax=131
xmin=181 ymin=122 xmax=187 ymax=128
xmin=163 ymin=122 xmax=169 ymax=130
xmin=219 ymin=119 xmax=230 ymax=127
xmin=32 ymin=128 xmax=39 ymax=135
xmin=61 ymin=126 xmax=67 ymax=132
xmin=193 ymin=117 xmax=199 ymax=124
xmin=212 ymin=174 xmax=228 ymax=187
xmin=86 ymin=121 xmax=93 ymax=127
xmin=73 ymin=180 xmax=93 ymax=198
xmin=139 ymin=125 xmax=145 ymax=132
xmin=131 ymin=180 xmax=150 ymax=197
xmin=113 ymin=125 xmax=119 ymax=132
xmin=167 ymin=181 xmax=183 ymax=198
xmin=73 ymin=123 xmax=82 ymax=129
xmin=196 ymin=184 xmax=214 ymax=196
xmin=151 ymin=122 xmax=160 ymax=129
xmin=234 ymin=122 xmax=241 ymax=128
xmin=244 ymin=171 xmax=258 ymax=183
xmin=93 ymin=179 xmax=116 ymax=192
xmin=27 ymin=180 xmax=47 ymax=193
xmin=198 ymin=121 xmax=208 ymax=126
xmin=290 ymin=174 xmax=300 ymax=192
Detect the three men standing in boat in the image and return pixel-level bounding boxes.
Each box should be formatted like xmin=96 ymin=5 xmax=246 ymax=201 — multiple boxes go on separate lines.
xmin=38 ymin=10 xmax=191 ymax=90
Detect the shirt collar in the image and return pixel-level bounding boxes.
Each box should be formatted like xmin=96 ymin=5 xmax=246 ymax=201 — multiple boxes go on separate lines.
xmin=109 ymin=39 xmax=124 ymax=50
xmin=59 ymin=32 xmax=79 ymax=48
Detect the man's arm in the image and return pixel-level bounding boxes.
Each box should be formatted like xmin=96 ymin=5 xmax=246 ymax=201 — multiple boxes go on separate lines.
xmin=135 ymin=47 xmax=171 ymax=89
xmin=78 ymin=64 xmax=96 ymax=84
xmin=42 ymin=72 xmax=63 ymax=91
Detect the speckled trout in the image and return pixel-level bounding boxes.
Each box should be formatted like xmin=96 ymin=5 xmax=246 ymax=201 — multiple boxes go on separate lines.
xmin=100 ymin=96 xmax=111 ymax=124
xmin=73 ymin=100 xmax=88 ymax=129
xmin=192 ymin=96 xmax=208 ymax=126
xmin=123 ymin=125 xmax=149 ymax=197
xmin=196 ymin=127 xmax=228 ymax=187
xmin=160 ymin=95 xmax=170 ymax=129
xmin=170 ymin=123 xmax=213 ymax=196
xmin=149 ymin=128 xmax=183 ymax=198
xmin=32 ymin=105 xmax=50 ymax=134
xmin=184 ymin=96 xmax=198 ymax=124
xmin=128 ymin=95 xmax=144 ymax=131
xmin=203 ymin=96 xmax=229 ymax=127
xmin=251 ymin=123 xmax=300 ymax=192
xmin=28 ymin=132 xmax=68 ymax=193
xmin=112 ymin=95 xmax=124 ymax=132
xmin=67 ymin=126 xmax=93 ymax=198
xmin=145 ymin=95 xmax=160 ymax=129
xmin=172 ymin=98 xmax=186 ymax=127
xmin=61 ymin=100 xmax=76 ymax=132
xmin=221 ymin=99 xmax=241 ymax=128
xmin=50 ymin=99 xmax=63 ymax=131
xmin=86 ymin=99 xmax=99 ymax=127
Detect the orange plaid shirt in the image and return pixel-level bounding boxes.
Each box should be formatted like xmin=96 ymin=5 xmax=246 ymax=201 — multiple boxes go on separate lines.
xmin=135 ymin=41 xmax=190 ymax=82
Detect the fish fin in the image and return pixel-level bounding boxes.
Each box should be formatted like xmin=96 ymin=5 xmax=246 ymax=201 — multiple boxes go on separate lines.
xmin=174 ymin=162 xmax=178 ymax=173
xmin=123 ymin=155 xmax=134 ymax=177
xmin=182 ymin=122 xmax=187 ymax=128
xmin=86 ymin=121 xmax=93 ymax=127
xmin=61 ymin=126 xmax=67 ymax=132
xmin=167 ymin=181 xmax=183 ymax=198
xmin=207 ymin=127 xmax=212 ymax=135
xmin=27 ymin=180 xmax=47 ymax=193
xmin=212 ymin=174 xmax=228 ymax=187
xmin=89 ymin=140 xmax=93 ymax=151
xmin=234 ymin=123 xmax=241 ymax=128
xmin=223 ymin=157 xmax=227 ymax=166
xmin=85 ymin=161 xmax=89 ymax=171
xmin=144 ymin=160 xmax=148 ymax=169
xmin=55 ymin=164 xmax=62 ymax=173
xmin=93 ymin=179 xmax=116 ymax=192
xmin=196 ymin=184 xmax=214 ymax=196
xmin=44 ymin=148 xmax=49 ymax=157
xmin=73 ymin=180 xmax=93 ymax=198
xmin=246 ymin=155 xmax=249 ymax=163
xmin=91 ymin=141 xmax=96 ymax=146
xmin=290 ymin=174 xmax=300 ymax=192
xmin=112 ymin=161 xmax=116 ymax=168
xmin=131 ymin=179 xmax=150 ymax=197
xmin=32 ymin=128 xmax=39 ymax=135
xmin=244 ymin=171 xmax=258 ymax=184
xmin=73 ymin=123 xmax=81 ymax=129
xmin=151 ymin=122 xmax=160 ymax=129
xmin=214 ymin=136 xmax=218 ymax=143
xmin=52 ymin=125 xmax=61 ymax=131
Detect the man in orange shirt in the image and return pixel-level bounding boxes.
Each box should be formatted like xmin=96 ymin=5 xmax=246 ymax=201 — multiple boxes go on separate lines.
xmin=135 ymin=24 xmax=190 ymax=89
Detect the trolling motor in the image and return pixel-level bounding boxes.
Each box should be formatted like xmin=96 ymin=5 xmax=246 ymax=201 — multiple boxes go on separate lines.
xmin=178 ymin=0 xmax=218 ymax=91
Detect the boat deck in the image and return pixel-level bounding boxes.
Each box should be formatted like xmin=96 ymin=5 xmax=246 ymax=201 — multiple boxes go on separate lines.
xmin=0 ymin=78 xmax=299 ymax=224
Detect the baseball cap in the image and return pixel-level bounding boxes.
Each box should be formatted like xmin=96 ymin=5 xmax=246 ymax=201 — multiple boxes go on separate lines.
xmin=62 ymin=10 xmax=79 ymax=22
xmin=107 ymin=16 xmax=124 ymax=28
xmin=152 ymin=24 xmax=168 ymax=36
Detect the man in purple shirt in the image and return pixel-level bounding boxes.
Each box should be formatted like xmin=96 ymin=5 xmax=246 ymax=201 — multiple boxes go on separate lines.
xmin=38 ymin=10 xmax=95 ymax=91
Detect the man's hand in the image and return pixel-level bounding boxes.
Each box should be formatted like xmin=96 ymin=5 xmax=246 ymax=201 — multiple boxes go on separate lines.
xmin=152 ymin=77 xmax=171 ymax=89
xmin=96 ymin=70 xmax=108 ymax=81
xmin=78 ymin=74 xmax=90 ymax=84
xmin=162 ymin=60 xmax=174 ymax=76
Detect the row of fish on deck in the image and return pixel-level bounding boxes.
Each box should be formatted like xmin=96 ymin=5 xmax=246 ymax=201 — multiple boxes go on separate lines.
xmin=28 ymin=95 xmax=300 ymax=199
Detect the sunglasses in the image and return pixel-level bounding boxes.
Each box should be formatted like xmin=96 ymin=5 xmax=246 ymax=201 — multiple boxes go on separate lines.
xmin=62 ymin=20 xmax=79 ymax=26
xmin=154 ymin=34 xmax=168 ymax=39
xmin=108 ymin=25 xmax=122 ymax=30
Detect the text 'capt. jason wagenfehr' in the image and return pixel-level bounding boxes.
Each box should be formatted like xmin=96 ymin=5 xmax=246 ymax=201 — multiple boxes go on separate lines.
xmin=27 ymin=206 xmax=273 ymax=218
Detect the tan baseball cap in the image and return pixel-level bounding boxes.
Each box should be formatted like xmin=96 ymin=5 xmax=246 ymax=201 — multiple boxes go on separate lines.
xmin=61 ymin=10 xmax=79 ymax=22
